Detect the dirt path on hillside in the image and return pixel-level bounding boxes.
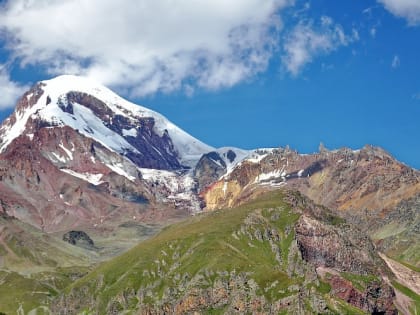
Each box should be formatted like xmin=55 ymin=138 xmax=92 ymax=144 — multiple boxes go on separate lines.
xmin=379 ymin=252 xmax=420 ymax=295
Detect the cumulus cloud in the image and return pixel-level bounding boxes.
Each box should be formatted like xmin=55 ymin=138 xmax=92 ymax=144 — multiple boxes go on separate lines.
xmin=281 ymin=16 xmax=358 ymax=76
xmin=0 ymin=0 xmax=290 ymax=97
xmin=0 ymin=66 xmax=29 ymax=109
xmin=378 ymin=0 xmax=420 ymax=25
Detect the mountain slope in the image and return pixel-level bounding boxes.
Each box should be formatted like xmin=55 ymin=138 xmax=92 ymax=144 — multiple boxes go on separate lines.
xmin=52 ymin=191 xmax=397 ymax=315
xmin=0 ymin=212 xmax=94 ymax=313
xmin=0 ymin=75 xmax=218 ymax=232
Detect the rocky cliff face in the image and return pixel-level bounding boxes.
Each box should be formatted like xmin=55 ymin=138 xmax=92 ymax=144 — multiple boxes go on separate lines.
xmin=193 ymin=151 xmax=228 ymax=191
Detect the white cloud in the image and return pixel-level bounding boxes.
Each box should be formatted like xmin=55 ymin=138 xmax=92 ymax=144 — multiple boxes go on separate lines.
xmin=281 ymin=16 xmax=358 ymax=76
xmin=391 ymin=55 xmax=400 ymax=68
xmin=378 ymin=0 xmax=420 ymax=25
xmin=0 ymin=67 xmax=29 ymax=109
xmin=370 ymin=27 xmax=377 ymax=38
xmin=0 ymin=0 xmax=290 ymax=97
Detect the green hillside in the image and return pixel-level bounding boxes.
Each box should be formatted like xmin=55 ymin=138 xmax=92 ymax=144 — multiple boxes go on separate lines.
xmin=52 ymin=191 xmax=397 ymax=314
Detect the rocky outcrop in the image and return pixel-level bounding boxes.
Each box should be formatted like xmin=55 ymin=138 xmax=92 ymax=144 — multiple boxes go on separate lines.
xmin=193 ymin=151 xmax=226 ymax=190
xmin=295 ymin=215 xmax=380 ymax=274
xmin=63 ymin=230 xmax=94 ymax=248
xmin=327 ymin=274 xmax=396 ymax=315
xmin=295 ymin=214 xmax=397 ymax=314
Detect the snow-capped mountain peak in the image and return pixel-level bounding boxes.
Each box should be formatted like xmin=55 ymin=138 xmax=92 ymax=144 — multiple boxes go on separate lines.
xmin=0 ymin=75 xmax=213 ymax=169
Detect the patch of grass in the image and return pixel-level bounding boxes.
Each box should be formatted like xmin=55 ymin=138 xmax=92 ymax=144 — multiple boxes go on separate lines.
xmin=0 ymin=265 xmax=92 ymax=314
xmin=317 ymin=280 xmax=332 ymax=294
xmin=341 ymin=272 xmax=379 ymax=291
xmin=205 ymin=307 xmax=227 ymax=315
xmin=371 ymin=223 xmax=407 ymax=240
xmin=0 ymin=270 xmax=53 ymax=314
xmin=335 ymin=300 xmax=367 ymax=315
xmin=326 ymin=214 xmax=346 ymax=226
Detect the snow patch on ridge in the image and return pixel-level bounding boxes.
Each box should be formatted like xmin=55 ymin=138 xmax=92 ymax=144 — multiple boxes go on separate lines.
xmin=59 ymin=142 xmax=73 ymax=160
xmin=60 ymin=169 xmax=103 ymax=185
xmin=105 ymin=162 xmax=136 ymax=182
xmin=0 ymin=97 xmax=46 ymax=152
xmin=254 ymin=165 xmax=288 ymax=187
xmin=246 ymin=148 xmax=276 ymax=163
xmin=222 ymin=181 xmax=228 ymax=196
xmin=122 ymin=127 xmax=137 ymax=137
xmin=50 ymin=152 xmax=68 ymax=163
xmin=218 ymin=147 xmax=278 ymax=180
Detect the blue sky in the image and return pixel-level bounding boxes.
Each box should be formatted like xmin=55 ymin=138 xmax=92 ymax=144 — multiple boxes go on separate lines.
xmin=0 ymin=0 xmax=419 ymax=168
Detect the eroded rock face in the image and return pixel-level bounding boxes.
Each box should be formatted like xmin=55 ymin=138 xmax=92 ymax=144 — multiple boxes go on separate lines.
xmin=295 ymin=215 xmax=379 ymax=274
xmin=0 ymin=126 xmax=158 ymax=232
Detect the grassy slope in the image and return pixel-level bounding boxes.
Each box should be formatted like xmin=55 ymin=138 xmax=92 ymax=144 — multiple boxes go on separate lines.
xmin=0 ymin=215 xmax=163 ymax=313
xmin=0 ymin=267 xmax=91 ymax=314
xmin=62 ymin=191 xmax=379 ymax=314
xmin=0 ymin=216 xmax=95 ymax=314
xmin=2 ymin=191 xmax=414 ymax=313
xmin=67 ymin=192 xmax=299 ymax=310
xmin=0 ymin=217 xmax=95 ymax=272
